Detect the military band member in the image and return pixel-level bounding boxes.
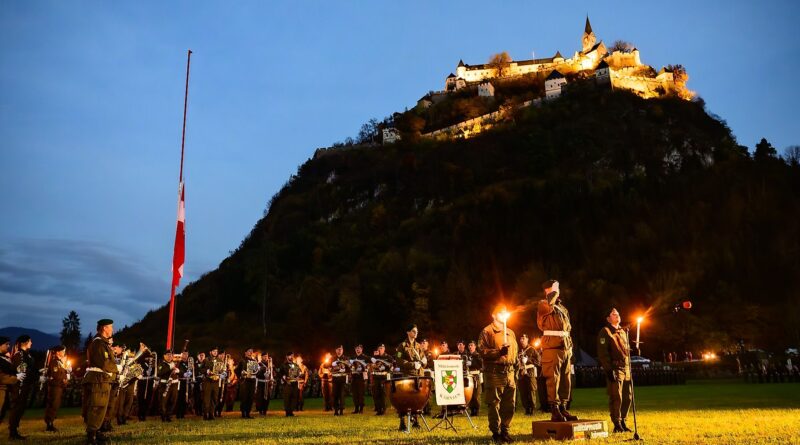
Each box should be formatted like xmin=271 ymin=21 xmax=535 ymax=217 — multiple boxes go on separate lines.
xmin=517 ymin=334 xmax=540 ymax=415
xmin=115 ymin=349 xmax=137 ymax=425
xmin=222 ymin=355 xmax=238 ymax=413
xmin=369 ymin=344 xmax=393 ymax=416
xmin=330 ymin=345 xmax=350 ymax=416
xmin=157 ymin=350 xmax=180 ymax=422
xmin=439 ymin=341 xmax=451 ymax=355
xmin=295 ymin=354 xmax=309 ymax=411
xmin=99 ymin=342 xmax=124 ymax=433
xmin=202 ymin=347 xmax=224 ymax=420
xmin=465 ymin=340 xmax=483 ymax=416
xmin=395 ymin=324 xmax=425 ymax=431
xmin=194 ymin=352 xmax=207 ymax=417
xmin=597 ymin=308 xmax=633 ymax=433
xmin=255 ymin=353 xmax=273 ymax=415
xmin=236 ymin=348 xmax=258 ymax=418
xmin=537 ymin=280 xmax=578 ymax=422
xmin=136 ymin=354 xmax=156 ymax=421
xmin=350 ymin=345 xmax=369 ymax=414
xmin=43 ymin=345 xmax=71 ymax=432
xmin=0 ymin=337 xmax=17 ymax=429
xmin=8 ymin=335 xmax=34 ymax=441
xmin=419 ymin=338 xmax=434 ymax=415
xmin=83 ymin=319 xmax=118 ymax=445
xmin=175 ymin=351 xmax=191 ymax=419
xmin=318 ymin=353 xmax=333 ymax=411
xmin=280 ymin=352 xmax=301 ymax=417
xmin=479 ymin=305 xmax=519 ymax=444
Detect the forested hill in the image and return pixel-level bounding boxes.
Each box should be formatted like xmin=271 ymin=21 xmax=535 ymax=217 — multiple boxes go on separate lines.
xmin=118 ymin=89 xmax=800 ymax=359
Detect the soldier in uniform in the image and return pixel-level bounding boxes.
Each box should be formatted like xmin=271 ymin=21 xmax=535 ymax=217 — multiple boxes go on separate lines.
xmin=479 ymin=304 xmax=519 ymax=444
xmin=395 ymin=324 xmax=426 ymax=431
xmin=7 ymin=335 xmax=34 ymax=441
xmin=369 ymin=344 xmax=393 ymax=415
xmin=295 ymin=354 xmax=309 ymax=411
xmin=318 ymin=353 xmax=333 ymax=411
xmin=157 ymin=350 xmax=180 ymax=422
xmin=236 ymin=348 xmax=258 ymax=418
xmin=43 ymin=345 xmax=71 ymax=431
xmin=175 ymin=351 xmax=190 ymax=419
xmin=255 ymin=353 xmax=273 ymax=415
xmin=330 ymin=345 xmax=350 ymax=416
xmin=419 ymin=338 xmax=434 ymax=415
xmin=537 ymin=280 xmax=578 ymax=422
xmin=280 ymin=352 xmax=300 ymax=417
xmin=115 ymin=349 xmax=137 ymax=425
xmin=194 ymin=352 xmax=206 ymax=417
xmin=222 ymin=355 xmax=238 ymax=412
xmin=83 ymin=319 xmax=118 ymax=445
xmin=517 ymin=334 xmax=540 ymax=415
xmin=597 ymin=308 xmax=633 ymax=433
xmin=99 ymin=342 xmax=124 ymax=434
xmin=136 ymin=354 xmax=156 ymax=421
xmin=0 ymin=337 xmax=18 ymax=429
xmin=349 ymin=345 xmax=369 ymax=414
xmin=439 ymin=341 xmax=451 ymax=355
xmin=465 ymin=340 xmax=483 ymax=416
xmin=202 ymin=347 xmax=224 ymax=420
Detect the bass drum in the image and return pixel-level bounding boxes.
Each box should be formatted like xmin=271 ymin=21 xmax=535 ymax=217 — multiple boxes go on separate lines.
xmin=384 ymin=376 xmax=432 ymax=415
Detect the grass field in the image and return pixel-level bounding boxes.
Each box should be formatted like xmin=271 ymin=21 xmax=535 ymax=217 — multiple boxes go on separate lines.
xmin=1 ymin=380 xmax=798 ymax=444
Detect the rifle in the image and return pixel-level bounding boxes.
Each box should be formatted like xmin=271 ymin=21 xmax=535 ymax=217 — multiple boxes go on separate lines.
xmin=40 ymin=349 xmax=52 ymax=391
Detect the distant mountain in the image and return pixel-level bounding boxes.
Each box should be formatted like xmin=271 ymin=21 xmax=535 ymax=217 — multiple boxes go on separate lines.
xmin=0 ymin=327 xmax=61 ymax=350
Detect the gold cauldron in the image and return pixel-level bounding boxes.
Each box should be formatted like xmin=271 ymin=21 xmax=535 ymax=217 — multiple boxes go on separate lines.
xmin=462 ymin=372 xmax=474 ymax=405
xmin=384 ymin=376 xmax=432 ymax=414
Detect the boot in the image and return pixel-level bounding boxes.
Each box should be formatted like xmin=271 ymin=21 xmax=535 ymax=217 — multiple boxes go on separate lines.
xmin=398 ymin=417 xmax=407 ymax=432
xmin=491 ymin=432 xmax=502 ymax=444
xmin=87 ymin=431 xmax=98 ymax=445
xmin=550 ymin=403 xmax=566 ymax=422
xmin=500 ymin=431 xmax=515 ymax=443
xmin=9 ymin=428 xmax=26 ymax=440
xmin=96 ymin=431 xmax=110 ymax=444
xmin=559 ymin=403 xmax=578 ymax=421
xmin=99 ymin=420 xmax=113 ymax=432
xmin=612 ymin=420 xmax=624 ymax=433
xmin=620 ymin=418 xmax=633 ymax=432
xmin=47 ymin=422 xmax=58 ymax=432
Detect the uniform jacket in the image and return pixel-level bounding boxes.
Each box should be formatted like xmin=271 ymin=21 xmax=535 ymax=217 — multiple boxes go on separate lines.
xmin=330 ymin=354 xmax=350 ymax=377
xmin=597 ymin=323 xmax=631 ymax=374
xmin=83 ymin=336 xmax=117 ymax=384
xmin=12 ymin=349 xmax=36 ymax=387
xmin=537 ymin=295 xmax=573 ymax=350
xmin=478 ymin=323 xmax=518 ymax=366
xmin=47 ymin=357 xmax=69 ymax=387
xmin=350 ymin=354 xmax=369 ymax=379
xmin=395 ymin=339 xmax=424 ymax=376
xmin=518 ymin=346 xmax=540 ymax=378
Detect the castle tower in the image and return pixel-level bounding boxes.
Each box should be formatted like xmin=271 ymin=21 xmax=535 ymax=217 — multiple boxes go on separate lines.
xmin=582 ymin=16 xmax=596 ymax=53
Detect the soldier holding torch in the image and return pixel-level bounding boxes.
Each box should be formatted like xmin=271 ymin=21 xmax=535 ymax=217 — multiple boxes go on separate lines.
xmin=479 ymin=305 xmax=519 ymax=444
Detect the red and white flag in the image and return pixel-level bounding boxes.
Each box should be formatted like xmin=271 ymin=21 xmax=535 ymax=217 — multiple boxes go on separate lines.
xmin=171 ymin=181 xmax=185 ymax=288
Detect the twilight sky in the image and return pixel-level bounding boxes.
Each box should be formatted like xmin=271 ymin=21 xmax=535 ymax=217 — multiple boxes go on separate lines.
xmin=1 ymin=1 xmax=798 ymax=336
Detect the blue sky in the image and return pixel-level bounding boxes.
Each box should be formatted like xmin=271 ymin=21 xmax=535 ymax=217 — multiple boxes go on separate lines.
xmin=1 ymin=1 xmax=798 ymax=336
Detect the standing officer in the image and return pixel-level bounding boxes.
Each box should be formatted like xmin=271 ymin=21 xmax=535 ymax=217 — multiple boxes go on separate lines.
xmin=236 ymin=348 xmax=258 ymax=419
xmin=136 ymin=354 xmax=156 ymax=421
xmin=116 ymin=349 xmax=137 ymax=425
xmin=295 ymin=354 xmax=309 ymax=411
xmin=0 ymin=337 xmax=18 ymax=428
xmin=255 ymin=353 xmax=273 ymax=415
xmin=43 ymin=345 xmax=71 ymax=432
xmin=517 ymin=334 xmax=540 ymax=415
xmin=479 ymin=304 xmax=519 ymax=444
xmin=280 ymin=352 xmax=300 ymax=417
xmin=597 ymin=308 xmax=633 ymax=433
xmin=419 ymin=338 xmax=433 ymax=415
xmin=330 ymin=345 xmax=350 ymax=416
xmin=318 ymin=353 xmax=333 ymax=411
xmin=202 ymin=347 xmax=224 ymax=420
xmin=369 ymin=344 xmax=393 ymax=415
xmin=350 ymin=345 xmax=369 ymax=414
xmin=395 ymin=324 xmax=425 ymax=431
xmin=175 ymin=351 xmax=190 ymax=419
xmin=465 ymin=340 xmax=483 ymax=416
xmin=157 ymin=350 xmax=179 ymax=422
xmin=194 ymin=352 xmax=207 ymax=417
xmin=537 ymin=280 xmax=578 ymax=422
xmin=83 ymin=319 xmax=118 ymax=445
xmin=8 ymin=335 xmax=35 ymax=441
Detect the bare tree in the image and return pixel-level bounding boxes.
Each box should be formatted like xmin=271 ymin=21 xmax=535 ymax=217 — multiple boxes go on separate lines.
xmin=783 ymin=145 xmax=800 ymax=166
xmin=610 ymin=40 xmax=634 ymax=53
xmin=488 ymin=51 xmax=512 ymax=78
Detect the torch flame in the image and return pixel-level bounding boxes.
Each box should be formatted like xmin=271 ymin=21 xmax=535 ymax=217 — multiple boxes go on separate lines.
xmin=433 ymin=347 xmax=439 ymax=357
xmin=498 ymin=310 xmax=511 ymax=323
xmin=533 ymin=339 xmax=541 ymax=348
xmin=636 ymin=316 xmax=644 ymax=324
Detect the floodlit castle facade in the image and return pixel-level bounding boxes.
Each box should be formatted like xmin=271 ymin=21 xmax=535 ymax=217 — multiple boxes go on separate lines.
xmin=444 ymin=17 xmax=691 ymax=100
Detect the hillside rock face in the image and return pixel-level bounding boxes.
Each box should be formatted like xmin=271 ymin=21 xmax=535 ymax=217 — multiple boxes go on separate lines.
xmin=119 ymin=90 xmax=800 ymax=358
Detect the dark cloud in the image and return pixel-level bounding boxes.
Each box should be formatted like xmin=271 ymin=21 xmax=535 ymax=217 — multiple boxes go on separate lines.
xmin=0 ymin=238 xmax=172 ymax=334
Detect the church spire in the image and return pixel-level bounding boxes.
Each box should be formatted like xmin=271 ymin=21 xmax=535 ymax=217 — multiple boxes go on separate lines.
xmin=585 ymin=15 xmax=593 ymax=34
xmin=582 ymin=15 xmax=597 ymax=53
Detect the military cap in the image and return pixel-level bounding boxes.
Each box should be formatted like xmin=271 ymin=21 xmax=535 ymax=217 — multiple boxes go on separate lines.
xmin=96 ymin=319 xmax=113 ymax=329
xmin=285 ymin=351 xmax=294 ymax=357
xmin=541 ymin=279 xmax=558 ymax=290
xmin=520 ymin=334 xmax=529 ymax=340
xmin=440 ymin=340 xmax=448 ymax=345
xmin=52 ymin=345 xmax=66 ymax=352
xmin=468 ymin=340 xmax=476 ymax=345
xmin=355 ymin=344 xmax=363 ymax=348
xmin=492 ymin=304 xmax=508 ymax=315
xmin=335 ymin=344 xmax=344 ymax=349
xmin=406 ymin=323 xmax=418 ymax=332
xmin=164 ymin=349 xmax=174 ymax=355
xmin=16 ymin=335 xmax=31 ymax=344
xmin=376 ymin=343 xmax=385 ymax=348
xmin=420 ymin=338 xmax=428 ymax=343
xmin=0 ymin=336 xmax=9 ymax=345
xmin=210 ymin=346 xmax=219 ymax=351
xmin=456 ymin=340 xmax=465 ymax=345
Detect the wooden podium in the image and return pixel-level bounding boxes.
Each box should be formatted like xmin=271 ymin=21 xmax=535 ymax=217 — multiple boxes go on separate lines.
xmin=532 ymin=419 xmax=608 ymax=440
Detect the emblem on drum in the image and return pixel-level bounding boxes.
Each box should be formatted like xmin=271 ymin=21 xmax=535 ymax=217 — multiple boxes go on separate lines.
xmin=441 ymin=370 xmax=457 ymax=393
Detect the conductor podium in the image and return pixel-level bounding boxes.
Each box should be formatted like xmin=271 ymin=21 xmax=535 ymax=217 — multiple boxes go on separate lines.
xmin=532 ymin=419 xmax=608 ymax=440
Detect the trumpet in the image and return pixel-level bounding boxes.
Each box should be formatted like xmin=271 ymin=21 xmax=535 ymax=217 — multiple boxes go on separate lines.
xmin=129 ymin=343 xmax=150 ymax=363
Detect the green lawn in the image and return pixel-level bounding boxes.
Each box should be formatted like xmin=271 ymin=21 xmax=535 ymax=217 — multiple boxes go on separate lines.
xmin=2 ymin=380 xmax=798 ymax=444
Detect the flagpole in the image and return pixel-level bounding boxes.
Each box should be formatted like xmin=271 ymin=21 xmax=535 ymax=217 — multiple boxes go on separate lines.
xmin=166 ymin=49 xmax=192 ymax=351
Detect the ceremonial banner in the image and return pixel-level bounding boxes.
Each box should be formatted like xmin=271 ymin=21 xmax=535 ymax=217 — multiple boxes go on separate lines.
xmin=434 ymin=359 xmax=465 ymax=406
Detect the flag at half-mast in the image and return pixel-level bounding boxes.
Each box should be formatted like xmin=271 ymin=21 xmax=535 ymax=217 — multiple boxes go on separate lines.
xmin=172 ymin=181 xmax=185 ymax=288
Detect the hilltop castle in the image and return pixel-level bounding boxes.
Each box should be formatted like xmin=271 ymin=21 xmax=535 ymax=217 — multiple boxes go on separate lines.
xmin=442 ymin=17 xmax=691 ymax=100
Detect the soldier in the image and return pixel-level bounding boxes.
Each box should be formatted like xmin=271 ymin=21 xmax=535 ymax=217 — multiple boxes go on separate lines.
xmin=236 ymin=348 xmax=258 ymax=419
xmin=517 ymin=334 xmax=540 ymax=415
xmin=479 ymin=304 xmax=519 ymax=444
xmin=465 ymin=340 xmax=483 ymax=416
xmin=255 ymin=353 xmax=273 ymax=415
xmin=175 ymin=351 xmax=190 ymax=419
xmin=222 ymin=355 xmax=238 ymax=412
xmin=115 ymin=349 xmax=137 ymax=425
xmin=369 ymin=344 xmax=393 ymax=415
xmin=7 ymin=335 xmax=34 ymax=441
xmin=537 ymin=279 xmax=578 ymax=422
xmin=330 ymin=345 xmax=350 ymax=416
xmin=43 ymin=345 xmax=71 ymax=431
xmin=350 ymin=345 xmax=369 ymax=414
xmin=280 ymin=352 xmax=301 ymax=417
xmin=0 ymin=337 xmax=17 ymax=429
xmin=157 ymin=350 xmax=179 ymax=422
xmin=136 ymin=354 xmax=156 ymax=421
xmin=395 ymin=324 xmax=426 ymax=431
xmin=419 ymin=338 xmax=434 ymax=415
xmin=98 ymin=342 xmax=124 ymax=434
xmin=597 ymin=308 xmax=633 ymax=433
xmin=202 ymin=347 xmax=224 ymax=420
xmin=318 ymin=353 xmax=333 ymax=411
xmin=439 ymin=341 xmax=451 ymax=355
xmin=83 ymin=319 xmax=118 ymax=444
xmin=295 ymin=354 xmax=309 ymax=411
xmin=194 ymin=352 xmax=207 ymax=417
